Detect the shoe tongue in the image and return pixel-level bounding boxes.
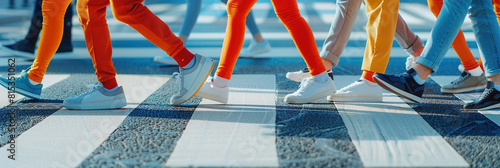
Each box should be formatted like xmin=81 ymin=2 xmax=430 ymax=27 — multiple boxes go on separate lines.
xmin=486 ymin=81 xmax=494 ymax=89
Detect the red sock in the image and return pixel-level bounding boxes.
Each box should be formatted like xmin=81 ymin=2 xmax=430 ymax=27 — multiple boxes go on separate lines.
xmin=362 ymin=70 xmax=375 ymax=83
xmin=412 ymin=46 xmax=424 ymax=57
xmin=102 ymin=77 xmax=118 ymax=90
xmin=172 ymin=48 xmax=195 ymax=67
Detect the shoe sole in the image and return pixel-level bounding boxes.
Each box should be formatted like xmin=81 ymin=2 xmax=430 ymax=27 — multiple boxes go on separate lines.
xmin=0 ymin=79 xmax=40 ymax=99
xmin=328 ymin=94 xmax=383 ymax=102
xmin=196 ymin=91 xmax=228 ymax=104
xmin=239 ymin=47 xmax=271 ymax=58
xmin=373 ymin=76 xmax=422 ymax=103
xmin=285 ymin=88 xmax=336 ymax=104
xmin=171 ymin=59 xmax=215 ymax=105
xmin=64 ymin=98 xmax=127 ymax=110
xmin=441 ymin=84 xmax=486 ymax=93
xmin=465 ymin=103 xmax=500 ymax=111
xmin=0 ymin=45 xmax=35 ymax=58
xmin=154 ymin=56 xmax=179 ymax=65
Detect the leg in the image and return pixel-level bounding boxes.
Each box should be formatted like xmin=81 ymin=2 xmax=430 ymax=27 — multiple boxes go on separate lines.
xmin=77 ymin=0 xmax=117 ymax=88
xmin=179 ymin=0 xmax=202 ymax=42
xmin=320 ymin=0 xmax=363 ymax=68
xmin=111 ymin=0 xmax=194 ymax=67
xmin=29 ymin=0 xmax=73 ymax=83
xmin=214 ymin=0 xmax=257 ymax=80
xmin=394 ymin=14 xmax=424 ymax=57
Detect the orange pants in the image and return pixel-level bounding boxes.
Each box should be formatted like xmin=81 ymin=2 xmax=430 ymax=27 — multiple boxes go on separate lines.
xmin=426 ymin=0 xmax=500 ymax=71
xmin=28 ymin=0 xmax=72 ymax=83
xmin=215 ymin=0 xmax=326 ymax=79
xmin=77 ymin=0 xmax=193 ymax=85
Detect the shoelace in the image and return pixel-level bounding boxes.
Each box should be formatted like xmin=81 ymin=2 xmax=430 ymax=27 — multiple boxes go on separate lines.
xmin=296 ymin=77 xmax=314 ymax=93
xmin=340 ymin=80 xmax=364 ymax=91
xmin=405 ymin=56 xmax=416 ymax=69
xmin=451 ymin=72 xmax=470 ymax=84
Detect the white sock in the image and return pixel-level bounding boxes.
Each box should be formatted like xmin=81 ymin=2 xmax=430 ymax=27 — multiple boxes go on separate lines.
xmin=213 ymin=75 xmax=229 ymax=88
xmin=313 ymin=71 xmax=329 ymax=83
xmin=29 ymin=78 xmax=40 ymax=86
xmin=105 ymin=86 xmax=119 ymax=92
xmin=412 ymin=74 xmax=426 ymax=85
xmin=181 ymin=57 xmax=195 ymax=70
xmin=468 ymin=66 xmax=483 ymax=77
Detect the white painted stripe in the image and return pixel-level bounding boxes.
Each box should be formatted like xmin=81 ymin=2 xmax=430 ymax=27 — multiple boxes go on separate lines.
xmin=252 ymin=3 xmax=272 ymax=24
xmin=298 ymin=3 xmax=309 ymax=23
xmin=432 ymin=76 xmax=500 ymax=127
xmin=334 ymin=76 xmax=469 ymax=167
xmin=312 ymin=2 xmax=336 ymax=24
xmin=399 ymin=4 xmax=435 ymax=23
xmin=0 ymin=74 xmax=170 ymax=167
xmin=166 ymin=75 xmax=278 ymax=167
xmin=62 ymin=46 xmax=479 ymax=59
xmin=0 ymin=74 xmax=70 ymax=107
xmin=197 ymin=3 xmax=227 ymax=24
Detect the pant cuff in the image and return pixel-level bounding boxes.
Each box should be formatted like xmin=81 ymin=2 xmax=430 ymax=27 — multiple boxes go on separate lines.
xmin=320 ymin=51 xmax=340 ymax=66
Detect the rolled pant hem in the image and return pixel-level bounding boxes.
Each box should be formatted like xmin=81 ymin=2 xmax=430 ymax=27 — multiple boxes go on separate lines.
xmin=320 ymin=51 xmax=340 ymax=66
xmin=416 ymin=56 xmax=440 ymax=72
xmin=485 ymin=69 xmax=500 ymax=78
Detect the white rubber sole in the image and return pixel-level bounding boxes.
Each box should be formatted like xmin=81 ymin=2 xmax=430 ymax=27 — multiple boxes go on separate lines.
xmin=374 ymin=76 xmax=422 ymax=103
xmin=285 ymin=88 xmax=336 ymax=104
xmin=328 ymin=94 xmax=383 ymax=102
xmin=0 ymin=45 xmax=35 ymax=58
xmin=441 ymin=84 xmax=486 ymax=93
xmin=63 ymin=98 xmax=127 ymax=110
xmin=171 ymin=59 xmax=214 ymax=105
xmin=474 ymin=103 xmax=500 ymax=111
xmin=196 ymin=91 xmax=228 ymax=104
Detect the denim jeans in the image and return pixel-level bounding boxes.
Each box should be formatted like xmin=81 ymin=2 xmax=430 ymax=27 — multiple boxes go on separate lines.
xmin=417 ymin=0 xmax=500 ymax=77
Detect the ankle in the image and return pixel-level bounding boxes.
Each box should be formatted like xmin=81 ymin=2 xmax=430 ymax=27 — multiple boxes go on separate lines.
xmin=361 ymin=70 xmax=375 ymax=83
xmin=467 ymin=66 xmax=483 ymax=77
xmin=28 ymin=78 xmax=40 ymax=86
xmin=313 ymin=71 xmax=329 ymax=83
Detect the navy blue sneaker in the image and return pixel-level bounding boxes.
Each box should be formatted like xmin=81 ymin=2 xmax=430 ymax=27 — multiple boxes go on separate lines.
xmin=373 ymin=68 xmax=425 ymax=103
xmin=464 ymin=81 xmax=500 ymax=110
xmin=0 ymin=40 xmax=36 ymax=57
xmin=0 ymin=68 xmax=43 ymax=99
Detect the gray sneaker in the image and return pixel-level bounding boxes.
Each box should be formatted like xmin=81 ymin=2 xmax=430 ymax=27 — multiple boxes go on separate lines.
xmin=441 ymin=71 xmax=487 ymax=93
xmin=63 ymin=82 xmax=127 ymax=110
xmin=170 ymin=54 xmax=214 ymax=105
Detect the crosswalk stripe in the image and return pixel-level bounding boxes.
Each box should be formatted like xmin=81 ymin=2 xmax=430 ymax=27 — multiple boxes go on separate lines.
xmin=166 ymin=75 xmax=279 ymax=167
xmin=197 ymin=3 xmax=227 ymax=24
xmin=431 ymin=76 xmax=500 ymax=127
xmin=334 ymin=76 xmax=469 ymax=167
xmin=252 ymin=3 xmax=272 ymax=24
xmin=0 ymin=74 xmax=170 ymax=167
xmin=312 ymin=2 xmax=336 ymax=24
xmin=298 ymin=3 xmax=309 ymax=23
xmin=0 ymin=74 xmax=70 ymax=107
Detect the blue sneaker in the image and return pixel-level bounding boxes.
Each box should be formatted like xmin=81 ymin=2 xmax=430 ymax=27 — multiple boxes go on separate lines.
xmin=0 ymin=68 xmax=43 ymax=99
xmin=373 ymin=68 xmax=424 ymax=103
xmin=463 ymin=81 xmax=500 ymax=110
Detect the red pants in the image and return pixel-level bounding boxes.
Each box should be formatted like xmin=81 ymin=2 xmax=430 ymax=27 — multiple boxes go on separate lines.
xmin=76 ymin=0 xmax=193 ymax=84
xmin=215 ymin=0 xmax=326 ymax=79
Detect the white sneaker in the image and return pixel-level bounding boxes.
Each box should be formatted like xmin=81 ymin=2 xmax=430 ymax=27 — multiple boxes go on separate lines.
xmin=286 ymin=68 xmax=334 ymax=82
xmin=154 ymin=54 xmax=178 ymax=65
xmin=327 ymin=79 xmax=383 ymax=102
xmin=63 ymin=83 xmax=127 ymax=110
xmin=406 ymin=55 xmax=417 ymax=70
xmin=284 ymin=77 xmax=336 ymax=104
xmin=170 ymin=54 xmax=214 ymax=105
xmin=239 ymin=39 xmax=271 ymax=58
xmin=195 ymin=77 xmax=229 ymax=103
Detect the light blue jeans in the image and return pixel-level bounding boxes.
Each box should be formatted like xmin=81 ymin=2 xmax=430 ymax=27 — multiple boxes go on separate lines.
xmin=179 ymin=0 xmax=261 ymax=37
xmin=417 ymin=0 xmax=500 ymax=77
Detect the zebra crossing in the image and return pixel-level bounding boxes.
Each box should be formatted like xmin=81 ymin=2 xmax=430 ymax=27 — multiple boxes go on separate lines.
xmin=0 ymin=73 xmax=498 ymax=167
